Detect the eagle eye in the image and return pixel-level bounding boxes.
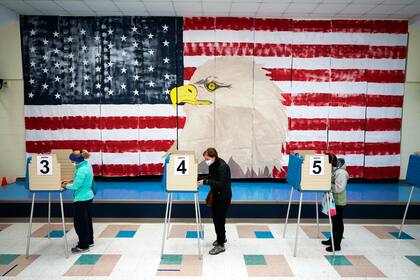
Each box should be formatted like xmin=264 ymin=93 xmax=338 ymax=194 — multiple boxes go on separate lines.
xmin=205 ymin=81 xmax=218 ymax=92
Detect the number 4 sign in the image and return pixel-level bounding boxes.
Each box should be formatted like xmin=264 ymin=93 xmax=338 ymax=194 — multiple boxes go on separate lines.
xmin=37 ymin=155 xmax=53 ymax=176
xmin=309 ymin=155 xmax=325 ymax=176
xmin=174 ymin=156 xmax=189 ymax=176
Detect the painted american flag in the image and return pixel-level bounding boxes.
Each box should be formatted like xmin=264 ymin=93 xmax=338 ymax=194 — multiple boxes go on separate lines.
xmin=22 ymin=16 xmax=408 ymax=179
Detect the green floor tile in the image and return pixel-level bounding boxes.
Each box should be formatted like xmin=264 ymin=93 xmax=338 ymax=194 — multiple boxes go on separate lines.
xmin=325 ymin=255 xmax=352 ymax=266
xmin=116 ymin=230 xmax=136 ymax=238
xmin=389 ymin=231 xmax=415 ymax=240
xmin=244 ymin=255 xmax=266 ymax=265
xmin=406 ymin=256 xmax=420 ymax=266
xmin=75 ymin=254 xmax=102 ymax=265
xmin=0 ymin=254 xmax=19 ymax=265
xmin=161 ymin=254 xmax=182 ymax=265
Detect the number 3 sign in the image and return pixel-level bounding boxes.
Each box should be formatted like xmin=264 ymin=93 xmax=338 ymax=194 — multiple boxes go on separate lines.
xmin=309 ymin=155 xmax=325 ymax=176
xmin=174 ymin=156 xmax=189 ymax=176
xmin=37 ymin=155 xmax=53 ymax=176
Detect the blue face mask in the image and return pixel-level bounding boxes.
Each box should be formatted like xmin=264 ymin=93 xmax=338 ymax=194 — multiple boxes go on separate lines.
xmin=69 ymin=154 xmax=84 ymax=163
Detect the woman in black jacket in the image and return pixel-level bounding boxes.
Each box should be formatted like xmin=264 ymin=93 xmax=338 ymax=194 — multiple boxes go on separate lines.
xmin=198 ymin=147 xmax=232 ymax=255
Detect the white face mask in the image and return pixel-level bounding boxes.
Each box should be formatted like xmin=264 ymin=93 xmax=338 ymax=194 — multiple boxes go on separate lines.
xmin=205 ymin=159 xmax=214 ymax=166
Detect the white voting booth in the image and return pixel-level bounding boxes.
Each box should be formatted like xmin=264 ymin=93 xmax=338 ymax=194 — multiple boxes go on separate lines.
xmin=26 ymin=150 xmax=73 ymax=258
xmin=283 ymin=152 xmax=335 ymax=257
xmin=161 ymin=151 xmax=203 ymax=259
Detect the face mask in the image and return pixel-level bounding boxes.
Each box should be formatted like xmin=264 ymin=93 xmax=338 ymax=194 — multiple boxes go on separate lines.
xmin=205 ymin=159 xmax=214 ymax=166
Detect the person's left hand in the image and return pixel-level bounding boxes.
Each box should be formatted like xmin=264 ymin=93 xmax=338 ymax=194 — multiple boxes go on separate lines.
xmin=61 ymin=181 xmax=67 ymax=190
xmin=197 ymin=179 xmax=204 ymax=186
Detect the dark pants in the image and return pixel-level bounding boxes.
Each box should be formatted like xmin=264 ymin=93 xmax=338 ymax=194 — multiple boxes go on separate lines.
xmin=73 ymin=199 xmax=93 ymax=249
xmin=212 ymin=198 xmax=231 ymax=246
xmin=331 ymin=205 xmax=344 ymax=247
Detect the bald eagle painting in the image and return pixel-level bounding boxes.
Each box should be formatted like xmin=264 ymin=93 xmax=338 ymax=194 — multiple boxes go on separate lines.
xmin=169 ymin=57 xmax=288 ymax=178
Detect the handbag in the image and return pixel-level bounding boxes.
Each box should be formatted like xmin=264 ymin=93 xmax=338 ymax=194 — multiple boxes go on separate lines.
xmin=206 ymin=191 xmax=213 ymax=207
xmin=321 ymin=192 xmax=336 ymax=216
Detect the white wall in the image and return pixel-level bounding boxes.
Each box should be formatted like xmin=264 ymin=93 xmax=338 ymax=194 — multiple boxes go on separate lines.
xmin=400 ymin=25 xmax=420 ymax=179
xmin=0 ymin=7 xmax=24 ymax=183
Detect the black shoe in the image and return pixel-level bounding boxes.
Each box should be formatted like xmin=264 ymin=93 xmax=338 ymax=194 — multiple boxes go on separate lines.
xmin=209 ymin=245 xmax=225 ymax=255
xmin=321 ymin=239 xmax=331 ymax=246
xmin=89 ymin=243 xmax=94 ymax=248
xmin=212 ymin=239 xmax=227 ymax=247
xmin=71 ymin=246 xmax=89 ymax=254
xmin=326 ymin=245 xmax=341 ymax=252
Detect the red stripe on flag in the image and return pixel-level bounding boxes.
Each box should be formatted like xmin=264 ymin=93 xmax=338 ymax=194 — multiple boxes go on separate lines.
xmin=367 ymin=95 xmax=403 ymax=107
xmin=276 ymin=93 xmax=401 ymax=107
xmin=292 ymin=69 xmax=330 ymax=82
xmin=364 ymin=166 xmax=400 ymax=179
xmin=369 ymin=46 xmax=407 ymax=59
xmin=331 ymin=20 xmax=372 ymax=33
xmin=331 ymin=69 xmax=366 ymax=82
xmin=367 ymin=70 xmax=405 ymax=83
xmin=286 ymin=141 xmax=327 ymax=153
xmin=254 ymin=43 xmax=291 ymax=57
xmin=366 ymin=118 xmax=401 ymax=131
xmin=365 ymin=142 xmax=400 ymax=155
xmin=254 ymin=18 xmax=293 ymax=31
xmin=346 ymin=166 xmax=364 ymax=178
xmin=26 ymin=140 xmax=175 ymax=153
xmin=183 ymin=17 xmax=215 ymax=30
xmin=327 ymin=142 xmax=365 ymax=154
xmin=292 ymin=44 xmax=331 ymax=57
xmin=293 ymin=20 xmax=331 ymax=32
xmin=215 ymin=17 xmax=254 ymax=30
xmin=26 ymin=140 xmax=102 ymax=153
xmin=331 ymin=44 xmax=368 ymax=58
xmin=25 ymin=116 xmax=186 ymax=130
xmin=185 ymin=43 xmax=405 ymax=59
xmin=372 ymin=20 xmax=408 ymax=34
xmin=328 ymin=119 xmax=366 ymax=130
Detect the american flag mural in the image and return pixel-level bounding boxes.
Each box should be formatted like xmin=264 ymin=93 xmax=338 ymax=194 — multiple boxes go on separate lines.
xmin=21 ymin=16 xmax=408 ymax=179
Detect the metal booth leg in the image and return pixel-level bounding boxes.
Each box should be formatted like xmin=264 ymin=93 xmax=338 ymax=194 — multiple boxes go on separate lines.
xmin=59 ymin=192 xmax=69 ymax=258
xmin=399 ymin=185 xmax=415 ymax=238
xmin=26 ymin=192 xmax=36 ymax=258
xmin=194 ymin=192 xmax=202 ymax=259
xmin=293 ymin=191 xmax=303 ymax=257
xmin=161 ymin=192 xmax=171 ymax=258
xmin=283 ymin=186 xmax=294 ymax=238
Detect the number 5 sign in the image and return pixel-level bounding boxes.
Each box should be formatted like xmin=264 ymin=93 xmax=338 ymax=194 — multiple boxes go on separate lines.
xmin=174 ymin=156 xmax=190 ymax=176
xmin=37 ymin=155 xmax=53 ymax=176
xmin=309 ymin=155 xmax=325 ymax=176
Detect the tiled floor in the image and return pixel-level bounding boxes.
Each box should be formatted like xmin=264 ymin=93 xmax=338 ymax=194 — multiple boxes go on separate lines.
xmin=0 ymin=222 xmax=419 ymax=279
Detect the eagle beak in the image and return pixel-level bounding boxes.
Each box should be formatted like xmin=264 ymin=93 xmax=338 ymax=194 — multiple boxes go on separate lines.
xmin=169 ymin=84 xmax=212 ymax=108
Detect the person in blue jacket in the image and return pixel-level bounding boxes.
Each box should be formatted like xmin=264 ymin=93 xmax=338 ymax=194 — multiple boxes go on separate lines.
xmin=62 ymin=150 xmax=95 ymax=253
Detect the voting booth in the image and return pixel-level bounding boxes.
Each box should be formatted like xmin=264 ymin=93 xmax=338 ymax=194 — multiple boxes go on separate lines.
xmin=283 ymin=152 xmax=335 ymax=257
xmin=399 ymin=154 xmax=420 ymax=237
xmin=26 ymin=152 xmax=70 ymax=258
xmin=161 ymin=151 xmax=203 ymax=259
xmin=51 ymin=149 xmax=75 ymax=182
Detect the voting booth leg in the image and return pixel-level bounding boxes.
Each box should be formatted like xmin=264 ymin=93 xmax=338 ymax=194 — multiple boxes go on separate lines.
xmin=59 ymin=193 xmax=69 ymax=258
xmin=293 ymin=192 xmax=303 ymax=257
xmin=315 ymin=192 xmax=320 ymax=238
xmin=47 ymin=192 xmax=51 ymax=239
xmin=327 ymin=192 xmax=335 ymax=256
xmin=166 ymin=192 xmax=173 ymax=240
xmin=197 ymin=194 xmax=203 ymax=234
xmin=161 ymin=193 xmax=171 ymax=258
xmin=194 ymin=192 xmax=203 ymax=259
xmin=283 ymin=186 xmax=294 ymax=238
xmin=25 ymin=193 xmax=36 ymax=258
xmin=399 ymin=185 xmax=415 ymax=238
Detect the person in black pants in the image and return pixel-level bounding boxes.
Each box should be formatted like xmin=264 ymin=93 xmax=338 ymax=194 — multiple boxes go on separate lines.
xmin=322 ymin=155 xmax=348 ymax=252
xmin=198 ymin=147 xmax=232 ymax=255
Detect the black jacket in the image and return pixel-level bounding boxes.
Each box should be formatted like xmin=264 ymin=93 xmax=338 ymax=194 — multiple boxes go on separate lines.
xmin=205 ymin=157 xmax=232 ymax=201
